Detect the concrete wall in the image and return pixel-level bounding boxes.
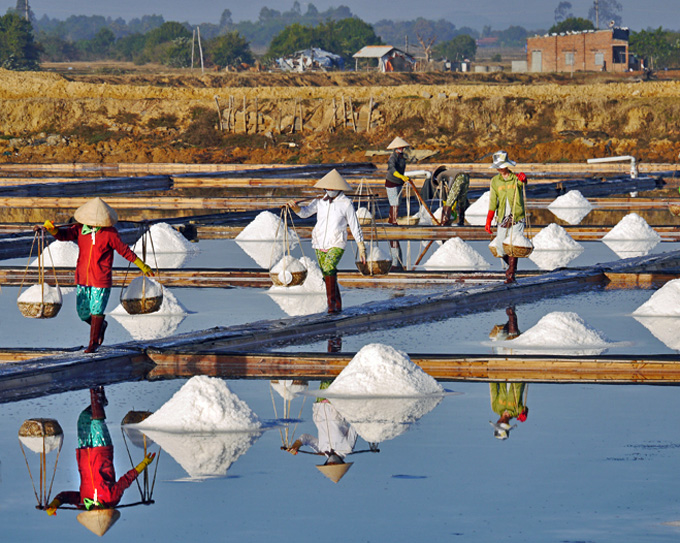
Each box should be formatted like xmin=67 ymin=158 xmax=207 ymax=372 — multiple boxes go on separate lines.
xmin=512 ymin=60 xmax=528 ymax=73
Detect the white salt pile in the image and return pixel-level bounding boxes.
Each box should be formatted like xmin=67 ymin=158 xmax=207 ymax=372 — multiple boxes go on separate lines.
xmin=269 ymin=256 xmax=323 ymax=294
xmin=365 ymin=244 xmax=390 ymax=262
xmin=270 ymin=255 xmax=306 ymax=286
xmin=505 ymin=311 xmax=611 ymax=351
xmin=110 ymin=289 xmax=188 ymax=340
xmin=632 ymin=317 xmax=680 ymax=351
xmin=357 ymin=207 xmax=372 ymax=221
xmin=122 ymin=276 xmax=163 ymax=300
xmin=327 ymin=343 xmax=444 ymax=396
xmin=602 ymin=213 xmax=661 ymax=241
xmin=267 ymin=256 xmax=326 ymax=315
xmin=529 ymin=250 xmax=581 ymax=271
xmin=19 ymin=434 xmax=64 ymax=454
xmin=633 ymin=278 xmax=680 ymax=317
xmin=504 ymin=235 xmax=533 ymax=248
xmin=113 ymin=287 xmax=187 ymax=316
xmin=531 ymin=224 xmax=584 ymax=252
xmin=331 ymin=396 xmax=442 ymax=444
xmin=548 ymin=190 xmax=593 ymax=225
xmin=131 ymin=223 xmax=198 ymax=254
xmin=270 ymin=380 xmax=308 ymax=401
xmin=30 ymin=240 xmax=78 ymax=267
xmin=464 ymin=191 xmax=492 ymax=226
xmin=235 ymin=211 xmax=299 ymax=268
xmin=137 ymin=430 xmax=260 ymax=480
xmin=417 ymin=206 xmax=443 ymax=226
xmin=424 ymin=237 xmax=490 ymax=270
xmin=603 ymin=239 xmax=659 ymax=259
xmin=134 ymin=376 xmax=261 ymax=432
xmin=18 ymin=283 xmax=63 ymax=304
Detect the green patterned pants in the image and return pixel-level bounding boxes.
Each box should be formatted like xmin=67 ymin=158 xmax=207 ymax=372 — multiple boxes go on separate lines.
xmin=315 ymin=248 xmax=345 ymax=277
xmin=77 ymin=407 xmax=112 ymax=449
xmin=76 ymin=285 xmax=111 ymax=321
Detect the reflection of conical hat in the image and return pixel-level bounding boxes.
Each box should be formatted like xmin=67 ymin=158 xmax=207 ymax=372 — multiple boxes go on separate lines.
xmin=316 ymin=462 xmax=353 ymax=483
xmin=387 ymin=137 xmax=410 ymax=149
xmin=77 ymin=509 xmax=121 ymax=536
xmin=74 ymin=197 xmax=118 ymax=227
xmin=314 ymin=169 xmax=352 ymax=191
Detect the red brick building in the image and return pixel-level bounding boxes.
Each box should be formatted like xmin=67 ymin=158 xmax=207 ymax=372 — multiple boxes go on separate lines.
xmin=527 ymin=28 xmax=630 ymax=73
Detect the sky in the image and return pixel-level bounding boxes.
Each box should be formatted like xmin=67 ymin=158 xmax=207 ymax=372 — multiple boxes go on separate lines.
xmin=6 ymin=0 xmax=675 ymax=31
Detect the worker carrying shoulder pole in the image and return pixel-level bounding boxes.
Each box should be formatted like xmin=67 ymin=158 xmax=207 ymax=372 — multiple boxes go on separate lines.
xmin=287 ymin=169 xmax=366 ymax=314
xmin=35 ymin=197 xmax=154 ymax=353
xmin=485 ymin=151 xmax=527 ymax=284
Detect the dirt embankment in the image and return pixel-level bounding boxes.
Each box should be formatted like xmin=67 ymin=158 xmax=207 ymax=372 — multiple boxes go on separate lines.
xmin=1 ymin=68 xmax=679 ymax=165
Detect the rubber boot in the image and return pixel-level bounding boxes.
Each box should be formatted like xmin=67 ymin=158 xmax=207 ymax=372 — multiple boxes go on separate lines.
xmin=333 ymin=276 xmax=342 ymax=312
xmin=457 ymin=207 xmax=466 ymax=226
xmin=506 ymin=307 xmax=519 ymax=336
xmin=327 ymin=336 xmax=342 ymax=353
xmin=441 ymin=205 xmax=453 ymax=226
xmin=90 ymin=387 xmax=106 ymax=420
xmin=389 ymin=241 xmax=403 ymax=271
xmin=324 ymin=275 xmax=341 ymax=314
xmin=505 ymin=256 xmax=517 ymax=284
xmin=84 ymin=315 xmax=106 ymax=353
xmin=388 ymin=205 xmax=399 ymax=225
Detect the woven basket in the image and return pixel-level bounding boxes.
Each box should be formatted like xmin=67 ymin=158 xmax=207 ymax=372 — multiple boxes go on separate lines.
xmin=489 ymin=244 xmax=500 ymax=258
xmin=270 ymin=269 xmax=307 ymax=287
xmin=17 ymin=301 xmax=62 ymax=319
xmin=397 ymin=215 xmax=420 ymax=226
xmin=503 ymin=242 xmax=534 ymax=258
xmin=358 ymin=217 xmax=372 ymax=226
xmin=18 ymin=418 xmax=63 ymax=438
xmin=121 ymin=295 xmax=163 ymax=315
xmin=668 ymin=202 xmax=680 ymax=217
xmin=356 ymin=259 xmax=392 ymax=276
xmin=121 ymin=411 xmax=153 ymax=425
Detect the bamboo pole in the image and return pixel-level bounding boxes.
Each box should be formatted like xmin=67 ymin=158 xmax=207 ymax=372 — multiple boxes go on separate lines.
xmin=348 ymin=97 xmax=357 ymax=132
xmin=242 ymin=95 xmax=247 ymax=134
xmin=367 ymin=96 xmax=373 ymax=132
xmin=214 ymin=96 xmax=223 ymax=131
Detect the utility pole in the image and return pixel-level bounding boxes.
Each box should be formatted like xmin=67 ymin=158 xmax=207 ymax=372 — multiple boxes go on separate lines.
xmin=594 ymin=0 xmax=600 ymax=29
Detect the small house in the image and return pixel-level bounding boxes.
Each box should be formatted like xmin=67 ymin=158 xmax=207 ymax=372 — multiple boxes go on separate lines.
xmin=352 ymin=45 xmax=415 ymax=72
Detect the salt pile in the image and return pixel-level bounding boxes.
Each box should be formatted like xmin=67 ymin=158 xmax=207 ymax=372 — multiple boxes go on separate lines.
xmin=465 ymin=191 xmax=493 ymax=226
xmin=632 ymin=317 xmax=680 ymax=351
xmin=529 ymin=250 xmax=581 ymax=271
xmin=267 ymin=256 xmax=327 ymax=316
xmin=235 ymin=211 xmax=300 ymax=268
xmin=602 ymin=213 xmax=661 ymax=241
xmin=110 ymin=288 xmax=188 ymax=340
xmin=356 ymin=207 xmax=372 ymax=221
xmin=603 ymin=239 xmax=659 ymax=259
xmin=137 ymin=430 xmax=260 ymax=480
xmin=269 ymin=256 xmax=323 ymax=293
xmin=30 ymin=240 xmax=78 ymax=267
xmin=633 ymin=278 xmax=680 ymax=317
xmin=501 ymin=311 xmax=611 ymax=355
xmin=548 ymin=190 xmax=593 ymax=225
xmin=531 ymin=224 xmax=583 ymax=252
xmin=18 ymin=283 xmax=63 ymax=304
xmin=327 ymin=344 xmax=444 ymax=396
xmin=366 ymin=244 xmax=390 ymax=262
xmin=132 ymin=223 xmax=198 ymax=254
xmin=424 ymin=237 xmax=490 ymax=270
xmin=417 ymin=206 xmax=443 ymax=226
xmin=121 ymin=276 xmax=163 ymax=301
xmin=331 ymin=396 xmax=442 ymax=443
xmin=134 ymin=376 xmax=261 ymax=432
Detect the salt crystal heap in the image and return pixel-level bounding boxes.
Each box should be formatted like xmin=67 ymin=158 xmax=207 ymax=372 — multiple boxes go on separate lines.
xmin=366 ymin=244 xmax=390 ymax=262
xmin=270 ymin=254 xmax=306 ymax=286
xmin=548 ymin=190 xmax=593 ymax=225
xmin=529 ymin=223 xmax=584 ymax=270
xmin=131 ymin=223 xmax=198 ymax=269
xmin=356 ymin=207 xmax=372 ymax=221
xmin=267 ymin=256 xmax=326 ymax=316
xmin=633 ymin=278 xmax=680 ymax=317
xmin=18 ymin=283 xmax=62 ymax=304
xmin=602 ymin=213 xmax=660 ymax=241
xmin=465 ymin=191 xmax=492 ymax=226
xmin=235 ymin=211 xmax=299 ymax=268
xmin=122 ymin=276 xmax=163 ymax=301
xmin=134 ymin=376 xmax=261 ymax=432
xmin=424 ymin=237 xmax=490 ymax=270
xmin=327 ymin=344 xmax=444 ymax=396
xmin=30 ymin=240 xmax=79 ymax=268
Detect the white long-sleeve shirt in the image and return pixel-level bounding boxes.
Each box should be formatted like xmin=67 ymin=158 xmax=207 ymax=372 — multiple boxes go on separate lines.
xmin=298 ymin=193 xmax=363 ymax=251
xmin=298 ymin=402 xmax=358 ymax=459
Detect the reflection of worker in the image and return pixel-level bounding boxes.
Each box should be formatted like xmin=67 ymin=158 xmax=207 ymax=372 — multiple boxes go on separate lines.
xmin=440 ymin=171 xmax=470 ymax=226
xmin=45 ymin=387 xmax=155 ymax=522
xmin=288 ymin=169 xmax=365 ymax=313
xmin=37 ymin=198 xmax=154 ymax=352
xmin=485 ymin=151 xmax=527 ymax=284
xmin=489 ymin=383 xmax=529 ymax=440
xmin=285 ymin=390 xmax=358 ymax=483
xmin=489 ymin=306 xmax=520 ymax=341
xmin=385 ymin=137 xmax=411 ymax=271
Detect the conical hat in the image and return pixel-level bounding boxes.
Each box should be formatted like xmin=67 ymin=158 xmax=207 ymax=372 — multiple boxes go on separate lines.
xmin=387 ymin=136 xmax=410 ymax=149
xmin=77 ymin=509 xmax=121 ymax=536
xmin=314 ymin=169 xmax=352 ymax=191
xmin=316 ymin=462 xmax=353 ymax=483
xmin=74 ymin=197 xmax=118 ymax=227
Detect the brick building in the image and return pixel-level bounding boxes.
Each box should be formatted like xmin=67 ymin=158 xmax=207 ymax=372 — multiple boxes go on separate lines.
xmin=527 ymin=28 xmax=630 ymax=73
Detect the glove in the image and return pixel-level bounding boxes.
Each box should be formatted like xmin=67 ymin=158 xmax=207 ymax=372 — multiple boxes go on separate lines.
xmin=485 ymin=210 xmax=495 ymax=235
xmin=46 ymin=497 xmax=61 ymax=516
xmin=286 ymin=200 xmax=301 ymax=214
xmin=42 ymin=220 xmax=58 ymax=236
xmin=517 ymin=172 xmax=527 ymax=183
xmin=135 ymin=452 xmax=156 ymax=474
xmin=134 ymin=257 xmax=154 ymax=277
xmin=357 ymin=241 xmax=367 ymax=263
xmin=394 ymin=171 xmax=410 ymax=183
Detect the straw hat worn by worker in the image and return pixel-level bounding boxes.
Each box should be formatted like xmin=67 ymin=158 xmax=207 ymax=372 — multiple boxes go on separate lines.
xmin=287 ymin=170 xmax=366 ymax=314
xmin=45 ymin=386 xmax=155 ymax=534
xmin=485 ymin=151 xmax=528 ymax=284
xmin=36 ymin=198 xmax=154 ymax=353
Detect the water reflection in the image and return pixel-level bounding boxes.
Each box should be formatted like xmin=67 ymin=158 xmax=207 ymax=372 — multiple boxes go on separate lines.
xmin=489 ymin=383 xmax=529 ymax=440
xmin=632 ymin=316 xmax=680 ymax=350
xmin=602 ymin=239 xmax=660 ymax=259
xmin=529 ymin=248 xmax=582 ymax=270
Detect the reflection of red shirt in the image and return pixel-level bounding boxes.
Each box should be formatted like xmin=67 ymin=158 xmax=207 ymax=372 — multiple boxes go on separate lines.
xmin=56 ymin=225 xmax=138 ymax=288
xmin=55 ymin=446 xmax=139 ymax=508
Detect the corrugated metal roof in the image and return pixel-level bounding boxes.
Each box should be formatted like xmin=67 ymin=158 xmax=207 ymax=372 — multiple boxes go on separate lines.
xmin=353 ymin=45 xmax=398 ymax=58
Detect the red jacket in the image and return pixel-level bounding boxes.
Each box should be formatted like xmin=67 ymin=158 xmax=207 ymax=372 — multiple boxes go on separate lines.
xmin=56 ymin=225 xmax=138 ymax=288
xmin=56 ymin=445 xmax=139 ymax=508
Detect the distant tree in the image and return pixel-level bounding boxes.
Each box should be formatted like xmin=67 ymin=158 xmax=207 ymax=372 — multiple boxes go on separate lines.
xmin=332 ymin=18 xmax=382 ymax=61
xmin=112 ymin=33 xmax=146 ymax=62
xmin=373 ymin=18 xmax=457 ymax=50
xmin=0 ymin=12 xmax=40 ymax=69
xmin=13 ymin=0 xmax=36 ymax=25
xmin=629 ymin=27 xmax=680 ymax=69
xmin=434 ymin=34 xmax=476 ymax=62
xmin=38 ymin=34 xmax=79 ymax=62
xmin=77 ymin=27 xmax=115 ymax=59
xmin=549 ymin=17 xmax=595 ymax=34
xmin=207 ymin=31 xmax=254 ymax=67
xmin=554 ymin=2 xmax=573 ymax=24
xmin=145 ymin=21 xmax=191 ymax=47
xmin=127 ymin=15 xmax=164 ymax=35
xmin=588 ymin=0 xmax=622 ymax=28
xmin=219 ymin=9 xmax=233 ymax=28
xmin=161 ymin=37 xmax=192 ymax=67
xmin=496 ymin=25 xmax=528 ymax=47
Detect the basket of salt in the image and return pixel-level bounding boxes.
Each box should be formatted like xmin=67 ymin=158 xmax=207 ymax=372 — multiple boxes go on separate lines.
xmin=17 ymin=283 xmax=63 ymax=319
xmin=488 ymin=243 xmax=500 ymax=258
xmin=503 ymin=237 xmax=534 ymax=258
xmin=121 ymin=276 xmax=163 ymax=315
xmin=356 ymin=245 xmax=392 ymax=276
xmin=270 ymin=255 xmax=307 ymax=286
xmin=668 ymin=202 xmax=680 ymax=217
xmin=397 ymin=214 xmax=420 ymax=226
xmin=357 ymin=207 xmax=373 ymax=226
